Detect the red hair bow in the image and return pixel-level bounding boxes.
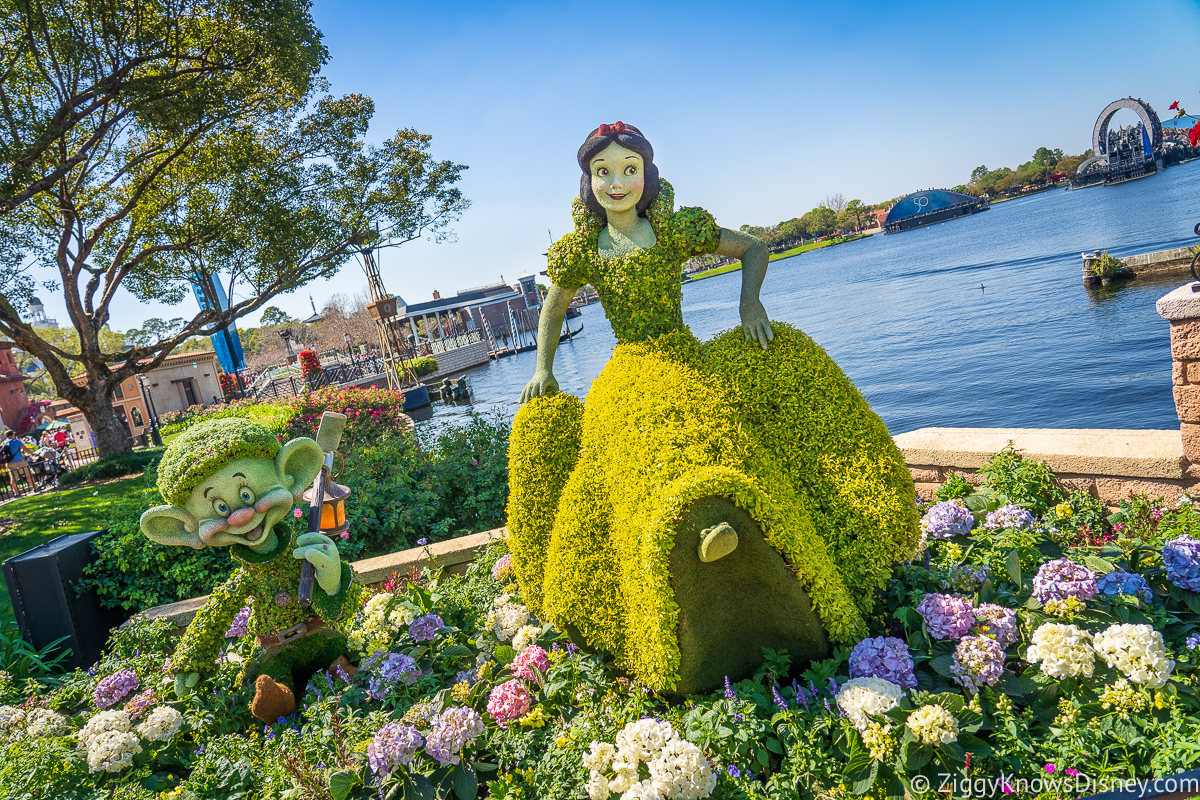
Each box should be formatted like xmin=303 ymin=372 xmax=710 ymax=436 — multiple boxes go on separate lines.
xmin=593 ymin=121 xmax=628 ymax=138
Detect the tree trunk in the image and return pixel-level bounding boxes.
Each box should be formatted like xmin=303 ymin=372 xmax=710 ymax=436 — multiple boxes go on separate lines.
xmin=75 ymin=384 xmax=132 ymax=456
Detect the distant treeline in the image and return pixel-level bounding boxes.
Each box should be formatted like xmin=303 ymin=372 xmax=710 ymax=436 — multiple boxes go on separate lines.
xmin=957 ymin=146 xmax=1091 ymax=198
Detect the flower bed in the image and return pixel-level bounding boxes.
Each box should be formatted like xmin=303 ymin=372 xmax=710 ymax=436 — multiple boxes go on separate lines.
xmin=8 ymin=449 xmax=1200 ymax=798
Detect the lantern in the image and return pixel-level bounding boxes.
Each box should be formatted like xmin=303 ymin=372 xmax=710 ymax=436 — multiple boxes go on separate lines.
xmin=302 ymin=480 xmax=352 ymax=536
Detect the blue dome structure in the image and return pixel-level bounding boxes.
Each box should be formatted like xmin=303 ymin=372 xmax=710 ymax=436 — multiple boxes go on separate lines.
xmin=883 ymin=189 xmax=989 ymax=233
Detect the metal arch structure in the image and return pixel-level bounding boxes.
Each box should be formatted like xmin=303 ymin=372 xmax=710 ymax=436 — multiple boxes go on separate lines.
xmin=1075 ymin=155 xmax=1108 ymax=175
xmin=1092 ymin=97 xmax=1162 ymax=155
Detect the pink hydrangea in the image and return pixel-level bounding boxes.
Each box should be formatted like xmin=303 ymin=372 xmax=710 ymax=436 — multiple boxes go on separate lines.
xmin=94 ymin=669 xmax=140 ymax=709
xmin=486 ymin=679 xmax=531 ymax=724
xmin=916 ymin=593 xmax=976 ymax=639
xmin=511 ymin=645 xmax=549 ymax=681
xmin=492 ymin=553 xmax=514 ymax=583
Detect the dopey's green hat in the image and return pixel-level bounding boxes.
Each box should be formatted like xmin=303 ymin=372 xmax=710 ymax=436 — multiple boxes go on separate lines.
xmin=157 ymin=418 xmax=281 ymax=505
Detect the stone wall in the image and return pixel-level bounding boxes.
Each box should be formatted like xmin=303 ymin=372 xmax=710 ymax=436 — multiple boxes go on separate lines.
xmin=424 ymin=340 xmax=492 ymax=382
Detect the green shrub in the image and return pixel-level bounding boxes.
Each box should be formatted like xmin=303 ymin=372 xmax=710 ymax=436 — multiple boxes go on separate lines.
xmin=935 ymin=472 xmax=974 ymax=501
xmin=1088 ymin=250 xmax=1125 ymax=277
xmin=58 ymin=447 xmax=164 ymax=486
xmin=976 ymin=443 xmax=1061 ymax=517
xmin=283 ymin=386 xmax=411 ymax=451
xmin=158 ymin=400 xmax=293 ymax=438
xmin=411 ymin=356 xmax=438 ymax=377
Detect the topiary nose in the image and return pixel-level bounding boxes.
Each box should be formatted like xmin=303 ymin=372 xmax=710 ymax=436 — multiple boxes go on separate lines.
xmin=228 ymin=506 xmax=256 ymax=527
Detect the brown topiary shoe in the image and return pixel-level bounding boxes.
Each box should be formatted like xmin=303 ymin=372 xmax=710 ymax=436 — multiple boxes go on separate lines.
xmin=250 ymin=674 xmax=296 ymax=723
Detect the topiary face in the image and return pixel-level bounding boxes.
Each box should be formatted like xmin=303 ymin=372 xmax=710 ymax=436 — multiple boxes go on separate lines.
xmin=588 ymin=141 xmax=645 ymax=216
xmin=140 ymin=419 xmax=322 ymax=553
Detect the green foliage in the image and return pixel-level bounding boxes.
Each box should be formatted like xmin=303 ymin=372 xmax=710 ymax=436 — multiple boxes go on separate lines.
xmin=1089 ymin=251 xmax=1127 ymax=277
xmin=0 ymin=626 xmax=71 ymax=682
xmin=58 ymin=448 xmax=164 ymax=486
xmin=283 ymin=386 xmax=412 ymax=451
xmin=976 ymin=443 xmax=1061 ymax=517
xmin=411 ymin=356 xmax=439 ymax=377
xmin=935 ymin=472 xmax=974 ymax=501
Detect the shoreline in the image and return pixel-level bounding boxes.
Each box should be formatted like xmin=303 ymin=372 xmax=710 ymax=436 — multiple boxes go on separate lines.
xmin=686 ymin=233 xmax=871 ymax=281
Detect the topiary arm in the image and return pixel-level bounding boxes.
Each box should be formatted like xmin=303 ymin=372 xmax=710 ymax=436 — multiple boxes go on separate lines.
xmin=520 ymin=284 xmax=575 ymax=404
xmin=311 ymin=561 xmax=361 ymax=624
xmin=171 ymin=570 xmax=248 ymax=675
xmin=715 ymin=225 xmax=773 ymax=350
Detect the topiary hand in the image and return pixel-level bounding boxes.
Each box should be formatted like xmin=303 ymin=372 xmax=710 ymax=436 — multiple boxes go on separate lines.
xmin=740 ymin=298 xmax=774 ymax=350
xmin=520 ymin=370 xmax=559 ymax=404
xmin=174 ymin=672 xmax=200 ymax=699
xmin=292 ymin=532 xmax=342 ymax=595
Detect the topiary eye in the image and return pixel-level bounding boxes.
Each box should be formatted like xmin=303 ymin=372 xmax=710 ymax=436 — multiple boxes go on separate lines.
xmin=239 ymin=487 xmax=255 ymax=505
xmin=212 ymin=498 xmax=230 ymax=517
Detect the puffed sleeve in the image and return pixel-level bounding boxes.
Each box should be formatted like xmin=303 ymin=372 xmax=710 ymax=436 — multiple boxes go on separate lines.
xmin=546 ymin=231 xmax=594 ymax=291
xmin=673 ymin=206 xmax=722 ymax=258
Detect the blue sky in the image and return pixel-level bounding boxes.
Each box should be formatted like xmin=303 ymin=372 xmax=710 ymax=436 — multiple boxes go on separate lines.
xmin=68 ymin=0 xmax=1200 ymax=330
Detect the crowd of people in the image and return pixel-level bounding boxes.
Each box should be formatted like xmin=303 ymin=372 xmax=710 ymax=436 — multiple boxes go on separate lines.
xmin=1 ymin=427 xmax=71 ymax=497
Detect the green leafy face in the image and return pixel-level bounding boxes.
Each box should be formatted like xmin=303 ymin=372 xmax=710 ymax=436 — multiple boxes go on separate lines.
xmin=183 ymin=457 xmax=297 ymax=551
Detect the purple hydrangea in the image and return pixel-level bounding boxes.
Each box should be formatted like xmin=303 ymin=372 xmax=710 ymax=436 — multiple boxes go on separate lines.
xmin=361 ymin=650 xmax=421 ymax=698
xmin=984 ymin=504 xmax=1036 ymax=531
xmin=367 ymin=722 xmax=423 ymax=776
xmin=952 ymin=635 xmax=1006 ymax=692
xmin=425 ymin=707 xmax=485 ymax=766
xmin=1162 ymin=535 xmax=1200 ymax=592
xmin=942 ymin=563 xmax=990 ymax=594
xmin=1032 ymin=558 xmax=1098 ymax=603
xmin=848 ymin=636 xmax=917 ymax=689
xmin=94 ymin=669 xmax=140 ymax=709
xmin=916 ymin=593 xmax=976 ymax=639
xmin=492 ymin=553 xmax=514 ymax=583
xmin=408 ymin=613 xmax=444 ymax=643
xmin=123 ymin=689 xmax=159 ymax=721
xmin=1096 ymin=568 xmax=1154 ymax=603
xmin=972 ymin=603 xmax=1018 ymax=647
xmin=225 ymin=606 xmax=251 ymax=639
xmin=1187 ymin=634 xmax=1200 ymax=651
xmin=921 ymin=501 xmax=976 ymax=539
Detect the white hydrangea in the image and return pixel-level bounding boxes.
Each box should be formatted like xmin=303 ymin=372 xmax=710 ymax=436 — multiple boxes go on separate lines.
xmin=86 ymin=729 xmax=142 ymax=773
xmin=584 ymin=740 xmax=616 ymax=774
xmin=511 ymin=625 xmax=541 ymax=653
xmin=835 ymin=676 xmax=904 ymax=731
xmin=78 ymin=709 xmax=133 ymax=752
xmin=1026 ymin=623 xmax=1095 ymax=679
xmin=26 ymin=708 xmax=68 ymax=738
xmin=1092 ymin=624 xmax=1175 ymax=688
xmin=615 ymin=718 xmax=677 ymax=763
xmin=136 ymin=705 xmax=183 ymax=742
xmin=585 ymin=773 xmax=610 ymax=800
xmin=648 ymin=738 xmax=717 ymax=800
xmin=622 ymin=780 xmax=660 ymax=800
xmin=907 ymin=704 xmax=960 ymax=745
xmin=348 ymin=593 xmax=417 ymax=654
xmin=0 ymin=705 xmax=24 ymax=734
xmin=492 ymin=601 xmax=530 ymax=642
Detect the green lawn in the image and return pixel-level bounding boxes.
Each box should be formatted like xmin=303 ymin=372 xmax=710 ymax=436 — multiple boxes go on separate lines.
xmin=0 ymin=473 xmax=155 ymax=629
xmin=688 ymin=234 xmax=870 ymax=281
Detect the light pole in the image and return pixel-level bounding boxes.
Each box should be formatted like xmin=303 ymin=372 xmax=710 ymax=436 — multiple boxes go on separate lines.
xmin=136 ymin=374 xmax=162 ymax=447
xmin=279 ymin=328 xmax=295 ymax=360
xmin=343 ymin=331 xmax=352 ymax=360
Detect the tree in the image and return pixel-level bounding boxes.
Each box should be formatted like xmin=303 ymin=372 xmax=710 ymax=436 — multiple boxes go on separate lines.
xmin=970 ymin=165 xmax=990 ymax=183
xmin=1032 ymin=147 xmax=1064 ymax=169
xmin=0 ymin=0 xmax=469 ymax=454
xmin=823 ymin=193 xmax=847 ymax=213
xmin=842 ymin=199 xmax=865 ymax=231
xmin=126 ymin=317 xmax=186 ymax=347
xmin=259 ymin=306 xmax=293 ymax=327
xmin=807 ymin=206 xmax=838 ymax=237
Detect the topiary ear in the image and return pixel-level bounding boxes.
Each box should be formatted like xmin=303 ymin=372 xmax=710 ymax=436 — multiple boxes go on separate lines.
xmin=140 ymin=505 xmax=203 ymax=549
xmin=276 ymin=438 xmax=323 ymax=499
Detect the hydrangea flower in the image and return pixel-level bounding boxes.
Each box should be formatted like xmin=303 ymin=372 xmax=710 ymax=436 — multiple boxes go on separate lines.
xmin=0 ymin=706 xmax=24 ymax=734
xmin=1091 ymin=624 xmax=1175 ymax=688
xmin=647 ymin=738 xmax=717 ymax=799
xmin=408 ymin=613 xmax=444 ymax=643
xmin=1097 ymin=569 xmax=1153 ymax=603
xmin=511 ymin=624 xmax=541 ymax=653
xmin=834 ymin=677 xmax=904 ymax=731
xmin=907 ymin=704 xmax=960 ymax=745
xmin=361 ymin=650 xmax=420 ymax=698
xmin=349 ymin=593 xmax=417 ymax=655
xmin=984 ymin=504 xmax=1036 ymax=531
xmin=972 ymin=603 xmax=1018 ymax=647
xmin=1032 ymin=558 xmax=1098 ymax=604
xmin=225 ymin=606 xmax=251 ymax=639
xmin=122 ymin=690 xmax=159 ymax=721
xmin=942 ymin=564 xmax=989 ymax=594
xmin=367 ymin=722 xmax=423 ymax=776
xmin=511 ymin=645 xmax=550 ymax=681
xmin=492 ymin=553 xmax=514 ymax=583
xmin=1162 ymin=535 xmax=1200 ymax=591
xmin=486 ymin=595 xmax=530 ymax=642
xmin=951 ymin=635 xmax=1006 ymax=692
xmin=86 ymin=729 xmax=142 ymax=773
xmin=26 ymin=708 xmax=67 ymax=738
xmin=425 ymin=707 xmax=485 ymax=766
xmin=848 ymin=636 xmax=917 ymax=689
xmin=486 ymin=679 xmax=532 ymax=724
xmin=916 ymin=593 xmax=976 ymax=639
xmin=1026 ymin=623 xmax=1095 ymax=679
xmin=93 ymin=670 xmax=139 ymax=709
xmin=920 ymin=501 xmax=975 ymax=539
xmin=136 ymin=705 xmax=182 ymax=742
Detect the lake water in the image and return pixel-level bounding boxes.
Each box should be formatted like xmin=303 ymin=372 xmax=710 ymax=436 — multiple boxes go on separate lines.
xmin=421 ymin=160 xmax=1200 ymax=435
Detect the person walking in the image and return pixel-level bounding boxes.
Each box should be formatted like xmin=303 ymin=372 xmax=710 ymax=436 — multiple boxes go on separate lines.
xmin=2 ymin=431 xmax=31 ymax=495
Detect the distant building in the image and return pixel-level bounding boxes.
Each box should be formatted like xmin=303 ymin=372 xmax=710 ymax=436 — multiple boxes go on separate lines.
xmin=399 ymin=275 xmax=543 ymax=350
xmin=24 ymin=297 xmax=58 ymax=330
xmin=883 ymin=190 xmax=989 ymax=234
xmin=0 ymin=342 xmax=30 ymax=433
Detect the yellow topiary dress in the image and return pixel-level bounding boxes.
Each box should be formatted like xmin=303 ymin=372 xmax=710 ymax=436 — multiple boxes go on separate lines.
xmin=506 ymin=180 xmax=918 ymax=693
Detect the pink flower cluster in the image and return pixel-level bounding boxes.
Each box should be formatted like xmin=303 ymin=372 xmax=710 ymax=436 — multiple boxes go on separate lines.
xmin=916 ymin=593 xmax=976 ymax=639
xmin=492 ymin=553 xmax=514 ymax=583
xmin=94 ymin=669 xmax=140 ymax=709
xmin=511 ymin=645 xmax=549 ymax=681
xmin=486 ymin=679 xmax=531 ymax=723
